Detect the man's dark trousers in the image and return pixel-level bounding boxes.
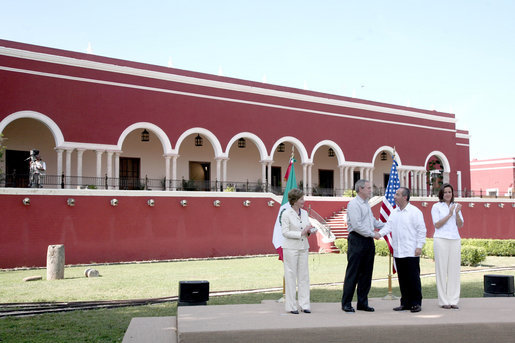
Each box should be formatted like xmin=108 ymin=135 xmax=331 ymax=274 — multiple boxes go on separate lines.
xmin=395 ymin=256 xmax=422 ymax=308
xmin=341 ymin=231 xmax=375 ymax=308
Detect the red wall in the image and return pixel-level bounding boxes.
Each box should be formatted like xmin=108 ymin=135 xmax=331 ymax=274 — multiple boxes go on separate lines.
xmin=1 ymin=193 xmax=513 ymax=268
xmin=372 ymin=200 xmax=515 ymax=239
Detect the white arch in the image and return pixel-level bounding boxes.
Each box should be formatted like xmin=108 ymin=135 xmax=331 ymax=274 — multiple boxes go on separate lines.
xmin=270 ymin=136 xmax=308 ymax=163
xmin=371 ymin=146 xmax=403 ymax=165
xmin=175 ymin=128 xmax=223 ymax=157
xmin=0 ymin=110 xmax=65 ymax=147
xmin=424 ymin=151 xmax=451 ymax=172
xmin=311 ymin=140 xmax=345 ymax=166
xmin=117 ymin=122 xmax=172 ymax=154
xmin=225 ymin=132 xmax=268 ymax=160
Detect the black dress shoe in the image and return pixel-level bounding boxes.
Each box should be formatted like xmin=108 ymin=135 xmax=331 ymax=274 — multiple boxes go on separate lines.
xmin=342 ymin=305 xmax=355 ymax=313
xmin=357 ymin=306 xmax=375 ymax=312
xmin=290 ymin=310 xmax=299 ymax=314
xmin=302 ymin=309 xmax=311 ymax=313
xmin=393 ymin=306 xmax=407 ymax=311
xmin=410 ymin=305 xmax=422 ymax=313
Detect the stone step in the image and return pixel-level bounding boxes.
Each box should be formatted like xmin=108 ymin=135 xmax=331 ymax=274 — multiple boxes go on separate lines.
xmin=122 ymin=316 xmax=177 ymax=343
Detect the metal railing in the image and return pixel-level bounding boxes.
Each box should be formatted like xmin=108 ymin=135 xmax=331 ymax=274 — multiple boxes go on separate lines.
xmin=0 ymin=173 xmax=512 ymax=198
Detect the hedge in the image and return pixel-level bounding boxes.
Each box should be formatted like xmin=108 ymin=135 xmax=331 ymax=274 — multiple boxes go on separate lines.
xmin=461 ymin=239 xmax=515 ymax=257
xmin=333 ymin=237 xmax=511 ymax=266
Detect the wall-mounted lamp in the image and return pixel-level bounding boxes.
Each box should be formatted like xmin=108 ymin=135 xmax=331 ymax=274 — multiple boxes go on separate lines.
xmin=180 ymin=199 xmax=188 ymax=207
xmin=268 ymin=200 xmax=275 ymax=207
xmin=67 ymin=198 xmax=75 ymax=207
xmin=498 ymin=203 xmax=504 ymax=208
xmin=110 ymin=199 xmax=118 ymax=207
xmin=22 ymin=197 xmax=30 ymax=206
xmin=277 ymin=143 xmax=285 ymax=152
xmin=380 ymin=151 xmax=388 ymax=161
xmin=328 ymin=148 xmax=335 ymax=157
xmin=468 ymin=203 xmax=475 ymax=208
xmin=213 ymin=200 xmax=221 ymax=207
xmin=421 ymin=202 xmax=428 ymax=207
xmin=195 ymin=134 xmax=203 ymax=147
xmin=484 ymin=203 xmax=490 ymax=208
xmin=147 ymin=199 xmax=155 ymax=207
xmin=141 ymin=129 xmax=150 ymax=142
xmin=237 ymin=138 xmax=246 ymax=148
xmin=243 ymin=200 xmax=251 ymax=207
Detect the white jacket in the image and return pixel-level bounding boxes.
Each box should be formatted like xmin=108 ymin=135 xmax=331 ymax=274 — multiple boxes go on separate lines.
xmin=281 ymin=207 xmax=310 ymax=250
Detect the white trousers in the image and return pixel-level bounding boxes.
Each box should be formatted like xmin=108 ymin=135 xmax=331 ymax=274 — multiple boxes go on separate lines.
xmin=434 ymin=238 xmax=461 ymax=306
xmin=283 ymin=248 xmax=310 ymax=312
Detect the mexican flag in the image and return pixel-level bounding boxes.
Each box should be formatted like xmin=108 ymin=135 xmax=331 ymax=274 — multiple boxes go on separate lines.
xmin=271 ymin=157 xmax=297 ymax=260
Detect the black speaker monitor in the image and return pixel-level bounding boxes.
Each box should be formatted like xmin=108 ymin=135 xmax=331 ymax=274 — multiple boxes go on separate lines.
xmin=178 ymin=280 xmax=209 ymax=306
xmin=484 ymin=275 xmax=514 ymax=297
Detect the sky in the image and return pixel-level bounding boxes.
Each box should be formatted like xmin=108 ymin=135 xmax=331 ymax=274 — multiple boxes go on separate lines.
xmin=1 ymin=0 xmax=514 ymax=160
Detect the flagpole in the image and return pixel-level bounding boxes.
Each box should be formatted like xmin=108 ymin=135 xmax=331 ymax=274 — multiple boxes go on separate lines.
xmin=382 ymin=147 xmax=398 ymax=300
xmin=382 ymin=253 xmax=397 ymax=300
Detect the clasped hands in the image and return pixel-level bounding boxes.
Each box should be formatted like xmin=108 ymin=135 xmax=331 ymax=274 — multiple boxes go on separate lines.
xmin=301 ymin=225 xmax=314 ymax=236
xmin=449 ymin=203 xmax=462 ymax=215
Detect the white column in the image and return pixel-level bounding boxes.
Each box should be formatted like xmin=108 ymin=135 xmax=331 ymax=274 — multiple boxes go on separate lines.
xmin=369 ymin=167 xmax=374 ymax=190
xmin=76 ymin=149 xmax=86 ymax=188
xmin=114 ymin=152 xmax=120 ymax=190
xmin=457 ymin=170 xmax=462 ymax=197
xmin=106 ymin=151 xmax=113 ymax=189
xmin=359 ymin=166 xmax=364 ymax=179
xmin=443 ymin=171 xmax=450 ymax=184
xmin=222 ymin=158 xmax=228 ymax=187
xmin=172 ymin=155 xmax=178 ymax=191
xmin=307 ymin=163 xmax=313 ymax=196
xmin=419 ymin=171 xmax=424 ymax=195
xmin=302 ymin=163 xmax=308 ymax=194
xmin=215 ymin=158 xmax=222 ymax=190
xmin=411 ymin=170 xmax=420 ymax=195
xmin=400 ymin=169 xmax=406 ymax=187
xmin=349 ymin=167 xmax=355 ymax=190
xmin=260 ymin=161 xmax=267 ymax=192
xmin=55 ymin=148 xmax=63 ymax=188
xmin=339 ymin=165 xmax=344 ymax=196
xmin=165 ymin=155 xmax=171 ymax=191
xmin=413 ymin=171 xmax=418 ymax=195
xmin=343 ymin=166 xmax=349 ymax=191
xmin=65 ymin=149 xmax=73 ymax=189
xmin=95 ymin=150 xmax=103 ymax=179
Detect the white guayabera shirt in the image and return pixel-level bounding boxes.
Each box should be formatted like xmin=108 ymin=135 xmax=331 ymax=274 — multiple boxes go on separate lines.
xmin=379 ymin=203 xmax=427 ymax=258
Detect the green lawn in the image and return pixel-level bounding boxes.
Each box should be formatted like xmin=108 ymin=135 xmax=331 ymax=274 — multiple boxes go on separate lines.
xmin=1 ymin=254 xmax=514 ymax=343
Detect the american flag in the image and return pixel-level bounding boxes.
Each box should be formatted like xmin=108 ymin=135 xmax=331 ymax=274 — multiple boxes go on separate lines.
xmin=379 ymin=157 xmax=400 ymax=273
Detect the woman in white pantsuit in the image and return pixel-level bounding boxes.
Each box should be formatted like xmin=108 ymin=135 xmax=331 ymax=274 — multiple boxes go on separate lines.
xmin=281 ymin=189 xmax=314 ymax=314
xmin=431 ymin=183 xmax=464 ymax=309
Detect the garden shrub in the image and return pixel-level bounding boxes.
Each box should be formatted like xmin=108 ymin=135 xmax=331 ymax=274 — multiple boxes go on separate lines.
xmin=334 ymin=239 xmax=347 ymax=254
xmin=461 ymin=246 xmax=487 ymax=266
xmin=374 ymin=240 xmax=390 ymax=256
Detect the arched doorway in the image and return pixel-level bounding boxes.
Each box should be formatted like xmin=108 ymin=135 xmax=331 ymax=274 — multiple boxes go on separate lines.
xmin=1 ymin=118 xmax=56 ymax=188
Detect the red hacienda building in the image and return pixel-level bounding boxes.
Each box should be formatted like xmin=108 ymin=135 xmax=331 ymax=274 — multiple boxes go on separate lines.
xmin=1 ymin=39 xmax=512 ymax=268
xmin=470 ymin=158 xmax=514 ymax=197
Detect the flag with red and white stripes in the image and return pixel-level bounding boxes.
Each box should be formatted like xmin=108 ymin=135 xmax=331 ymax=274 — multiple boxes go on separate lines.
xmin=379 ymin=157 xmax=400 ymax=273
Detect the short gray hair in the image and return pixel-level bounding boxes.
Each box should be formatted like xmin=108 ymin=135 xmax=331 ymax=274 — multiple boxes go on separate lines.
xmin=355 ymin=179 xmax=369 ymax=192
